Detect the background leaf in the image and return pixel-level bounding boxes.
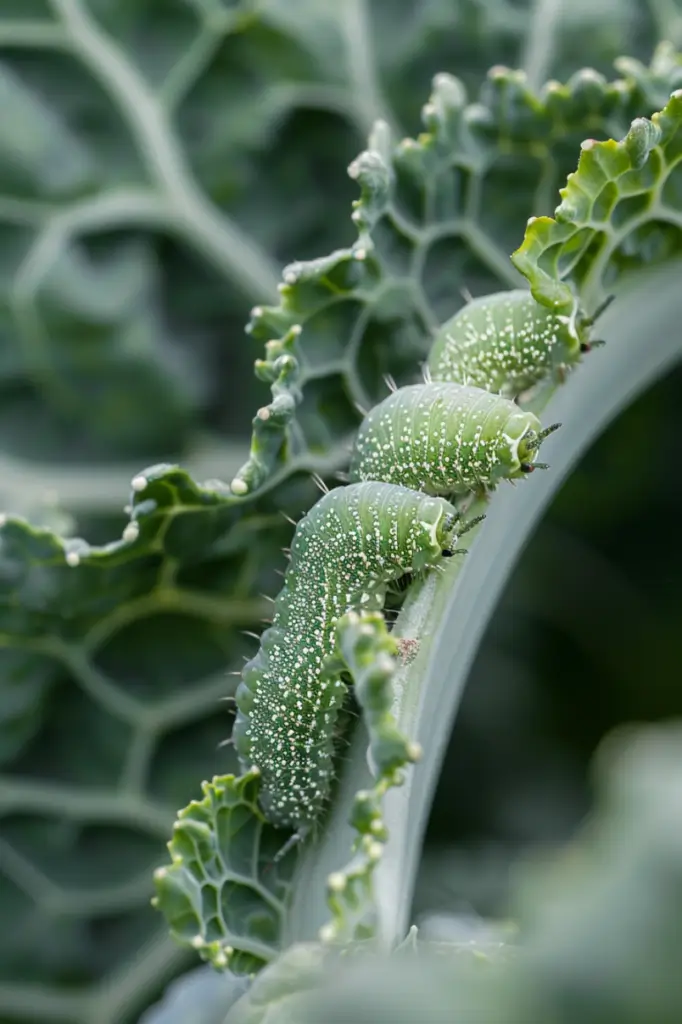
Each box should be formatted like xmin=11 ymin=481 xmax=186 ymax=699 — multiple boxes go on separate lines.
xmin=138 ymin=965 xmax=250 ymax=1024
xmin=223 ymin=721 xmax=682 ymax=1024
xmin=1 ymin=2 xmax=682 ymax=1022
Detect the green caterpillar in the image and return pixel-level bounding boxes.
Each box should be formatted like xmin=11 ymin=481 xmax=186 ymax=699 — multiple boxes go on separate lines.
xmin=428 ymin=289 xmax=609 ymax=397
xmin=232 ymin=481 xmax=472 ymax=834
xmin=349 ymin=382 xmax=559 ymax=496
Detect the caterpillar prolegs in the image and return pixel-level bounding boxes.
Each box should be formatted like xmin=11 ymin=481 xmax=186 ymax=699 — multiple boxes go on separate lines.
xmin=233 ymin=481 xmax=474 ymax=834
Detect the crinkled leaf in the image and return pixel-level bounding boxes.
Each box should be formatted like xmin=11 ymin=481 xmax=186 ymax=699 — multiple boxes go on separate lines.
xmin=0 ymin=463 xmax=301 ymax=1019
xmin=318 ymin=611 xmax=422 ymax=947
xmin=153 ymin=770 xmax=298 ymax=975
xmin=163 ymin=44 xmax=679 ymax=1003
xmin=512 ymin=88 xmax=682 ymax=310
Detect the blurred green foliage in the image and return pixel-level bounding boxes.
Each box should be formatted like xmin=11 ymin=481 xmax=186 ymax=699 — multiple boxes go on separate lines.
xmin=1 ymin=1 xmax=681 ymax=1022
xmin=217 ymin=721 xmax=682 ymax=1024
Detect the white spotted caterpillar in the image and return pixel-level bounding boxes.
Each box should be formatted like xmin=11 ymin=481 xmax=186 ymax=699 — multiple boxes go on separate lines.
xmin=349 ymin=382 xmax=559 ymax=496
xmin=232 ymin=481 xmax=475 ymax=834
xmin=428 ymin=288 xmax=611 ymax=398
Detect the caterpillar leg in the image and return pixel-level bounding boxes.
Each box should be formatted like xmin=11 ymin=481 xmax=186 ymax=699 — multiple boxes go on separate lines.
xmin=271 ymin=826 xmax=310 ymax=865
xmin=386 ymin=574 xmax=414 ymax=597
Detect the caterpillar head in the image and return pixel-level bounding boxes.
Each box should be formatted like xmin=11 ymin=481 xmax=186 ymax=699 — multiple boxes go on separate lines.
xmin=428 ymin=499 xmax=485 ymax=560
xmin=409 ymin=496 xmax=465 ymax=569
xmin=553 ymin=293 xmax=613 ymax=366
xmin=496 ymin=412 xmax=561 ymax=479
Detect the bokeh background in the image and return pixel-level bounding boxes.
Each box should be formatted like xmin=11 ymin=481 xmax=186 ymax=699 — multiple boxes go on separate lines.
xmin=0 ymin=2 xmax=680 ymax=1022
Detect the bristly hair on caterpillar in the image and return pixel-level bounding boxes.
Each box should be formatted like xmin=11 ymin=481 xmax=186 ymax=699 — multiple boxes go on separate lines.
xmin=230 ymin=482 xmax=480 ymax=837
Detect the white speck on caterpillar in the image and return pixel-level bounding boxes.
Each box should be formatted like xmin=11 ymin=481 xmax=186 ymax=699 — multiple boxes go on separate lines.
xmin=65 ymin=551 xmax=80 ymax=567
xmin=131 ymin=475 xmax=147 ymax=492
xmin=231 ymin=478 xmax=249 ymax=496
